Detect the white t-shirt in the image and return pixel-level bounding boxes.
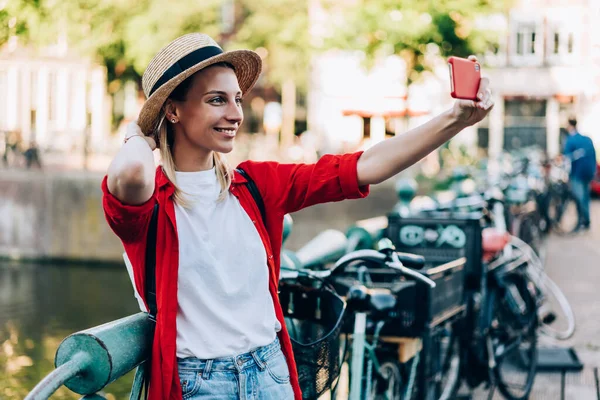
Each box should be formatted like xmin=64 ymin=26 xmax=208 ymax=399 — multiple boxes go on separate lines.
xmin=173 ymin=168 xmax=280 ymax=359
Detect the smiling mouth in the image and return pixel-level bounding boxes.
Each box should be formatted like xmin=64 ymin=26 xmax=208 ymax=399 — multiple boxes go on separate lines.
xmin=214 ymin=128 xmax=236 ymax=136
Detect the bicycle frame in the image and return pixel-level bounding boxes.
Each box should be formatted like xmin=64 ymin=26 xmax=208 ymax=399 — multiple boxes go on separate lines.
xmin=349 ymin=312 xmax=367 ymax=400
xmin=348 ymin=311 xmax=422 ymax=400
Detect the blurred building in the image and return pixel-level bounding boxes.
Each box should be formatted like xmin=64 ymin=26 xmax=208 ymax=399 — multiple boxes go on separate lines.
xmin=308 ymin=50 xmax=419 ymax=154
xmin=309 ymin=0 xmax=600 ymax=159
xmin=481 ymin=0 xmax=600 ymax=157
xmin=308 ymin=0 xmax=425 ymax=154
xmin=0 ymin=37 xmax=109 ymax=163
xmin=306 ymin=0 xmax=474 ymax=155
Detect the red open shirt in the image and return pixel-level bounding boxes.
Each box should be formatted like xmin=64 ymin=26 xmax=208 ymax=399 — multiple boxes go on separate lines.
xmin=102 ymin=152 xmax=369 ymax=399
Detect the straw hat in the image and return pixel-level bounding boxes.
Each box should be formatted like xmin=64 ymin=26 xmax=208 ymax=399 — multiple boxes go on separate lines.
xmin=138 ymin=33 xmax=262 ymax=135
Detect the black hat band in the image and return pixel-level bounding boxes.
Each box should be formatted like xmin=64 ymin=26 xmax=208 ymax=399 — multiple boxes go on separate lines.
xmin=149 ymin=46 xmax=223 ymax=96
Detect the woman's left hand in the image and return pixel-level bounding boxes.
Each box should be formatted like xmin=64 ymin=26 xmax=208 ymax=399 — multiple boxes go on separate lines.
xmin=451 ymin=56 xmax=494 ymax=127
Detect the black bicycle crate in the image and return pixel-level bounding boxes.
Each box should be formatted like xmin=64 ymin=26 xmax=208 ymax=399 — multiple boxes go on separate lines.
xmin=331 ymin=257 xmax=466 ymax=337
xmin=386 ymin=213 xmax=484 ymax=290
xmin=389 ymin=257 xmax=466 ymax=336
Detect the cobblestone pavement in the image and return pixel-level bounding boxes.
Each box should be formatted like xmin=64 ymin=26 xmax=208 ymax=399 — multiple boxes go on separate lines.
xmin=468 ymin=200 xmax=600 ymax=399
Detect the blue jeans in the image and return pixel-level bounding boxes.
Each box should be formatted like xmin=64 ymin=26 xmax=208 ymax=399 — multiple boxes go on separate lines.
xmin=177 ymin=337 xmax=294 ymax=400
xmin=570 ymin=178 xmax=591 ymax=227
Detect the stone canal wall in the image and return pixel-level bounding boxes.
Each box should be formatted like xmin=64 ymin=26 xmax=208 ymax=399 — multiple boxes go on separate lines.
xmin=0 ymin=169 xmax=399 ymax=263
xmin=0 ymin=170 xmax=123 ymax=263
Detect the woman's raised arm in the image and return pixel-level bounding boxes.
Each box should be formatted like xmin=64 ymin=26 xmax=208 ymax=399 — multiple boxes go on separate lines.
xmin=107 ymin=121 xmax=157 ymax=205
xmin=357 ymin=77 xmax=493 ymax=186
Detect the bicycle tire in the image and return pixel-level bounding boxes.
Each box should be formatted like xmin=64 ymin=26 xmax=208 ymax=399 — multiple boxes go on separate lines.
xmin=429 ymin=322 xmax=461 ymax=400
xmin=491 ymin=275 xmax=538 ymax=400
xmin=536 ymin=273 xmax=576 ymax=340
xmin=517 ymin=214 xmax=542 ymax=256
xmin=550 ymin=191 xmax=578 ymax=233
xmin=511 ymin=235 xmax=576 ymax=340
xmin=371 ymin=360 xmax=403 ymax=400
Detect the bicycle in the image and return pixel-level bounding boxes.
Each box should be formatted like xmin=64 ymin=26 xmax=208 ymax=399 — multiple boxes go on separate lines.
xmin=335 ymin=244 xmax=466 ymax=400
xmin=544 ymin=158 xmax=579 ymax=234
xmin=509 ymin=235 xmax=576 ymax=340
xmin=397 ymin=192 xmax=540 ymax=400
xmin=444 ymin=190 xmax=575 ymax=341
xmin=281 ymin=242 xmax=464 ymax=400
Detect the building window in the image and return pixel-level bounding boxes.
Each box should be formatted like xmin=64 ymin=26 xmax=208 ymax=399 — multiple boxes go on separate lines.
xmin=547 ymin=27 xmax=578 ymax=64
xmin=516 ymin=32 xmax=524 ymax=55
xmin=514 ymin=24 xmax=538 ymax=56
xmin=48 ymin=71 xmax=57 ymax=123
xmin=504 ymin=99 xmax=547 ymax=151
xmin=567 ymin=32 xmax=574 ymax=53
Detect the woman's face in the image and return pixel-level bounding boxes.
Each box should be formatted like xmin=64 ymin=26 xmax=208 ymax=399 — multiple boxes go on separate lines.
xmin=170 ymin=66 xmax=243 ymax=157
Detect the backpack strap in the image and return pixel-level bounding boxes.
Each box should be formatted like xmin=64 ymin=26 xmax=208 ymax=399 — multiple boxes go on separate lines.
xmin=145 ymin=203 xmax=159 ymax=322
xmin=236 ymin=168 xmax=266 ymax=224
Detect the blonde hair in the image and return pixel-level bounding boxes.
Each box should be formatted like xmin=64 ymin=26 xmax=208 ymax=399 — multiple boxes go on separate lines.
xmin=154 ymin=111 xmax=233 ymax=208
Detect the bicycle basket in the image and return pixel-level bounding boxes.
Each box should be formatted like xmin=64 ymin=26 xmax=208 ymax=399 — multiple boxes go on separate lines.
xmin=279 ymin=280 xmax=346 ymax=400
xmin=387 ymin=213 xmax=484 ymax=290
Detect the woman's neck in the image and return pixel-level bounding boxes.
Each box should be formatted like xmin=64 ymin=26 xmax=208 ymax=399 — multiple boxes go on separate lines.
xmin=172 ymin=143 xmax=214 ymax=172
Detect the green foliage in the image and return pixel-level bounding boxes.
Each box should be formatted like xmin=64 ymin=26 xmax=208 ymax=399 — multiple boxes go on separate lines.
xmin=0 ymin=0 xmax=507 ymax=93
xmin=0 ymin=0 xmax=308 ymax=90
xmin=322 ymin=0 xmax=513 ymax=83
xmin=232 ymin=0 xmax=309 ymax=89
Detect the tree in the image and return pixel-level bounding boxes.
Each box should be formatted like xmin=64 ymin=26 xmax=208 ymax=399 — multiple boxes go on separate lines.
xmin=322 ymin=0 xmax=513 ymax=84
xmin=231 ymin=0 xmax=310 ymax=145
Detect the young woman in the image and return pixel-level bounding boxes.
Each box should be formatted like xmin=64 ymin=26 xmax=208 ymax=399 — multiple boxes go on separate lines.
xmin=103 ymin=33 xmax=493 ymax=400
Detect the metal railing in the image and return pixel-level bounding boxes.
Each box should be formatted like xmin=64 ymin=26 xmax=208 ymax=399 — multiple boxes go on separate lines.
xmin=27 ymin=313 xmax=152 ymax=400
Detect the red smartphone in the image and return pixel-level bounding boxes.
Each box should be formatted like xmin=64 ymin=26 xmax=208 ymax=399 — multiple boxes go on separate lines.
xmin=448 ymin=56 xmax=481 ymax=100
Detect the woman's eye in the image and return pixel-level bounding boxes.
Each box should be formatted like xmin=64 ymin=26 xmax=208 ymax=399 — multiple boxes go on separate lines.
xmin=236 ymin=98 xmax=243 ymax=105
xmin=209 ymin=97 xmax=225 ymax=104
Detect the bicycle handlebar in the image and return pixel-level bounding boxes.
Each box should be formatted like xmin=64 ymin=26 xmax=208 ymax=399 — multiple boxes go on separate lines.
xmin=280 ymin=268 xmax=331 ymax=280
xmin=333 ymin=249 xmax=436 ymax=289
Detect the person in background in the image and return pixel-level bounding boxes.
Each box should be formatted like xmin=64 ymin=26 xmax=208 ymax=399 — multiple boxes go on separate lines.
xmin=563 ymin=118 xmax=597 ymax=232
xmin=23 ymin=140 xmax=42 ymax=169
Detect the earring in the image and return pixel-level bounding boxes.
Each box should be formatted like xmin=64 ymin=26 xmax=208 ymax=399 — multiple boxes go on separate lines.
xmin=171 ymin=118 xmax=176 ymax=123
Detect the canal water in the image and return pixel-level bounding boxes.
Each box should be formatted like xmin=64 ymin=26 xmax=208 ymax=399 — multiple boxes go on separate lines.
xmin=0 ymin=262 xmax=140 ymax=399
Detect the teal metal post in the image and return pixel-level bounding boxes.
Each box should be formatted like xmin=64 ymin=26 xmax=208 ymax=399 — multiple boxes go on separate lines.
xmin=345 ymin=216 xmax=388 ymax=251
xmin=27 ymin=312 xmax=153 ymax=399
xmin=393 ymin=178 xmax=417 ymax=216
xmin=280 ymin=249 xmax=303 ymax=270
xmin=282 ymin=213 xmax=293 ymax=246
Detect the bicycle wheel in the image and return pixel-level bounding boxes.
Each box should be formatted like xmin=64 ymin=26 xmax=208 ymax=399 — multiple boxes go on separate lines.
xmin=512 ymin=235 xmax=576 ymax=340
xmin=535 ymin=273 xmax=576 ymax=340
xmin=428 ymin=322 xmax=461 ymax=400
xmin=517 ymin=214 xmax=542 ymax=256
xmin=490 ymin=274 xmax=538 ymax=400
xmin=371 ymin=360 xmax=402 ymax=400
xmin=549 ymin=190 xmax=578 ymax=233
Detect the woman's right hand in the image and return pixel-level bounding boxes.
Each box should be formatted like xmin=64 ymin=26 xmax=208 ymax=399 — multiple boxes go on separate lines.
xmin=126 ymin=120 xmax=157 ymax=151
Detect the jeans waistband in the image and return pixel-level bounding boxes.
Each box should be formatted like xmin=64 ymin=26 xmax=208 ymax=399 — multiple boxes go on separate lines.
xmin=177 ymin=337 xmax=281 ymax=373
